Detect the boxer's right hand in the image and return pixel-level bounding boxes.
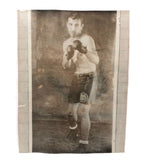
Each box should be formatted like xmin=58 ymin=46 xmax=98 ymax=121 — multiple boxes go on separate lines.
xmin=66 ymin=45 xmax=75 ymax=60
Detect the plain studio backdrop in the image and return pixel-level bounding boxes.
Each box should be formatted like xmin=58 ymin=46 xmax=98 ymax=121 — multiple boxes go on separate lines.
xmin=32 ymin=11 xmax=116 ymax=122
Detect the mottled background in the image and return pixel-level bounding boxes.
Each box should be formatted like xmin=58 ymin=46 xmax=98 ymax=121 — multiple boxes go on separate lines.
xmin=32 ymin=10 xmax=117 ymax=153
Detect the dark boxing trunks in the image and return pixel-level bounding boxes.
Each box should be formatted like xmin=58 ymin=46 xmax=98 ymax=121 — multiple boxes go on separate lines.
xmin=68 ymin=72 xmax=95 ymax=104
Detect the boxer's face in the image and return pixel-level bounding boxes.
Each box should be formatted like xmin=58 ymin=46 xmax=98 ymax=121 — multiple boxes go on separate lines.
xmin=67 ymin=18 xmax=84 ymax=38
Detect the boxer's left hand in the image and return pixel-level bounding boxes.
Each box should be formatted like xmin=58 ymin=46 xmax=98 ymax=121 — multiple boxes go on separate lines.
xmin=73 ymin=40 xmax=87 ymax=54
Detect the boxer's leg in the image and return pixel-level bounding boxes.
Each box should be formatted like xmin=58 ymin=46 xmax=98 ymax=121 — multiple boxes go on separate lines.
xmin=67 ymin=103 xmax=79 ymax=127
xmin=78 ymin=103 xmax=91 ymax=144
xmin=67 ymin=103 xmax=80 ymax=140
xmin=67 ymin=103 xmax=79 ymax=120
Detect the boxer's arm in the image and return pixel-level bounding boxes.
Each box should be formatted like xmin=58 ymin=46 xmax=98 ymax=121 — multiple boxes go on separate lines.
xmin=62 ymin=51 xmax=72 ymax=69
xmin=85 ymin=36 xmax=99 ymax=65
xmin=62 ymin=41 xmax=72 ymax=69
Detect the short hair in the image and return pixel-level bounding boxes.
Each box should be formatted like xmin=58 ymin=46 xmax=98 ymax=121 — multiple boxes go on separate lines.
xmin=67 ymin=12 xmax=84 ymax=24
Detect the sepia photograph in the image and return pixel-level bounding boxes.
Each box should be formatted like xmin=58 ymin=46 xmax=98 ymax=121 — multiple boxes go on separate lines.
xmin=32 ymin=10 xmax=116 ymax=153
xmin=18 ymin=10 xmax=129 ymax=153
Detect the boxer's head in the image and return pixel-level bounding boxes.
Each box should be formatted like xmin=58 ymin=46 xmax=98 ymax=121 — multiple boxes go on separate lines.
xmin=66 ymin=12 xmax=84 ymax=38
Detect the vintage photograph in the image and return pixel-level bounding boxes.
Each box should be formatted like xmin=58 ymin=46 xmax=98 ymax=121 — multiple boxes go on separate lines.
xmin=31 ymin=10 xmax=117 ymax=153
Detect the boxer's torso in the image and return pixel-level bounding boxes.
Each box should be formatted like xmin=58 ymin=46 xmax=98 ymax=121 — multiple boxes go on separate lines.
xmin=63 ymin=34 xmax=96 ymax=74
